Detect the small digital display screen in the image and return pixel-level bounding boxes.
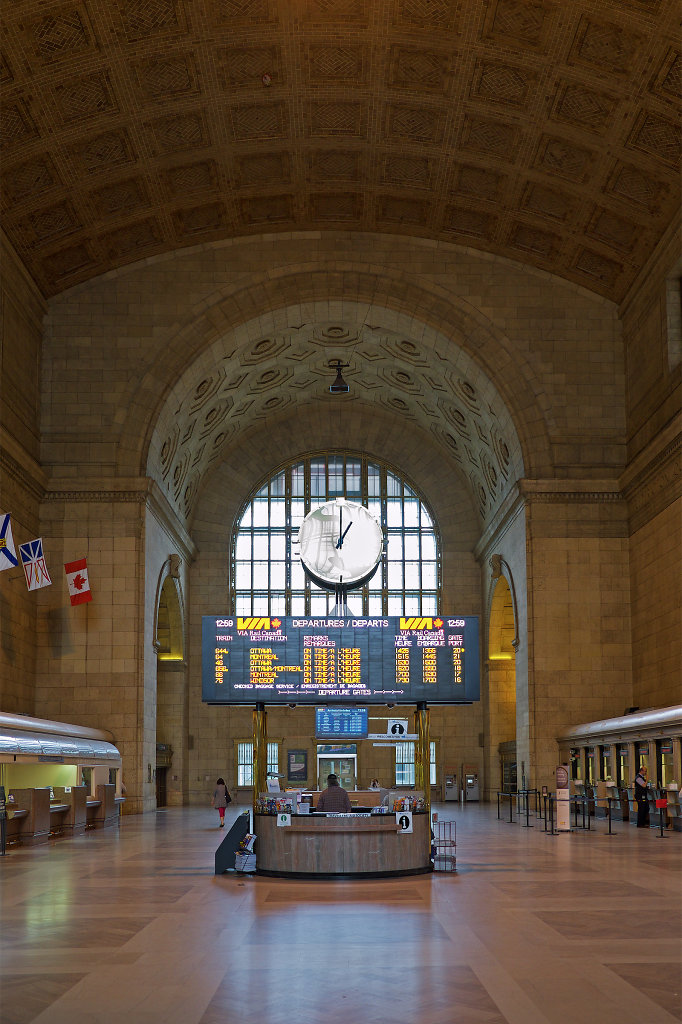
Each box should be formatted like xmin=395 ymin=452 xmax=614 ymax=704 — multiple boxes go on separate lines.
xmin=202 ymin=615 xmax=479 ymax=705
xmin=315 ymin=707 xmax=368 ymax=738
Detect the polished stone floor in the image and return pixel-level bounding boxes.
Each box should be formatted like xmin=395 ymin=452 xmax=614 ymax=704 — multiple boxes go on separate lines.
xmin=1 ymin=803 xmax=680 ymax=1024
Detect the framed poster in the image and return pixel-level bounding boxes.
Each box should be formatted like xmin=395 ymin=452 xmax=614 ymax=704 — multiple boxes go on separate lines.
xmin=287 ymin=749 xmax=307 ymax=783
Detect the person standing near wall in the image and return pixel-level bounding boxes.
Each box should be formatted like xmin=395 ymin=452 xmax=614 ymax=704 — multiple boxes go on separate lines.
xmin=634 ymin=765 xmax=649 ymax=828
xmin=211 ymin=777 xmax=231 ymax=827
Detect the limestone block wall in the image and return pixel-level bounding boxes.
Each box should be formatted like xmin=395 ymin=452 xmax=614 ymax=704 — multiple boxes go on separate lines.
xmin=40 ymin=233 xmax=624 ymax=489
xmin=0 ymin=236 xmax=46 ymax=713
xmin=524 ymin=491 xmax=632 ymax=786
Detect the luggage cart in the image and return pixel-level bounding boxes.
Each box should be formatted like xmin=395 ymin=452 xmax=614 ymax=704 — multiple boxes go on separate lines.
xmin=433 ymin=819 xmax=456 ymax=872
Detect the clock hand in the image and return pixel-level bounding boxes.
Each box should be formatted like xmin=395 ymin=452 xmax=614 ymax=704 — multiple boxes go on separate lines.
xmin=336 ymin=504 xmax=343 ymax=549
xmin=340 ymin=521 xmax=353 ymax=543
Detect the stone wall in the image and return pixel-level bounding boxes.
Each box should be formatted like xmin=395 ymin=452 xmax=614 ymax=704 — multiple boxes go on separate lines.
xmin=0 ymin=234 xmax=46 ymax=713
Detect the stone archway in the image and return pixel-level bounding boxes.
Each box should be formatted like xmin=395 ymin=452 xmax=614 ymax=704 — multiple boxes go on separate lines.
xmin=486 ymin=573 xmax=518 ymax=797
xmin=154 ymin=559 xmax=188 ymax=808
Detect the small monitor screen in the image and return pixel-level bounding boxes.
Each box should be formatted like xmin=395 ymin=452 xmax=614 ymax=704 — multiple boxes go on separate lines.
xmin=315 ymin=707 xmax=368 ymax=739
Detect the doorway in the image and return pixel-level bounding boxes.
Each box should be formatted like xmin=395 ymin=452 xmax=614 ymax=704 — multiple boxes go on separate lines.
xmin=318 ymin=756 xmax=356 ymax=791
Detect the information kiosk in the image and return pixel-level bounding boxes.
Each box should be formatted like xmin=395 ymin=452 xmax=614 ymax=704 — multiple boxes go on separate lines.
xmin=202 ymin=613 xmax=480 ymax=878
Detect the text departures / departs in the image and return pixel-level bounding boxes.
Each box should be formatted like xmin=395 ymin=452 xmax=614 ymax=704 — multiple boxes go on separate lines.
xmin=202 ymin=616 xmax=479 ymax=705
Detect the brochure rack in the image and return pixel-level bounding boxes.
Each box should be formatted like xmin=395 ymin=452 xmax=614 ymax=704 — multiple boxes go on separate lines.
xmin=433 ymin=819 xmax=456 ymax=872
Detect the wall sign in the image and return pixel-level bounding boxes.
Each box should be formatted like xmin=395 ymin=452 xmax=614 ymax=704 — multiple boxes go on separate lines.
xmin=287 ymin=750 xmax=307 ymax=783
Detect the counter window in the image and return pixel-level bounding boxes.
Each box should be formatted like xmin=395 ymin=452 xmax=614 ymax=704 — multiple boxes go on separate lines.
xmin=657 ymin=739 xmax=674 ymax=788
xmin=617 ymin=745 xmax=629 ymax=787
xmin=586 ymin=748 xmax=595 ymax=784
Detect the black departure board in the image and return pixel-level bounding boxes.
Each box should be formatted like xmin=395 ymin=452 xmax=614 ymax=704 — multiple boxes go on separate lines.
xmin=202 ymin=615 xmax=479 ymax=705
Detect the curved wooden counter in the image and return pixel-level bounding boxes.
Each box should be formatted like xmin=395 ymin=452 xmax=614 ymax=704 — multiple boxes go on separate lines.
xmin=255 ymin=812 xmax=432 ymax=878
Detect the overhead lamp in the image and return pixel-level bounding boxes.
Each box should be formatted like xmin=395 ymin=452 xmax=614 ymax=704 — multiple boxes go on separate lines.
xmin=329 ymin=359 xmax=350 ymax=394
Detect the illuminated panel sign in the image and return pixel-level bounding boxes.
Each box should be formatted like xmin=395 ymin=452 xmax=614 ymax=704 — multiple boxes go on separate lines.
xmin=315 ymin=707 xmax=368 ymax=739
xmin=202 ymin=616 xmax=479 ymax=705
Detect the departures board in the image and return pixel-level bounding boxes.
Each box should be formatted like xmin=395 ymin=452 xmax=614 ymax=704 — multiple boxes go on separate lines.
xmin=202 ymin=615 xmax=479 ymax=706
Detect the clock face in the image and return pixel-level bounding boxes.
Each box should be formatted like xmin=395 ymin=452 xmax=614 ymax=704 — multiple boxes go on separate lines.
xmin=297 ymin=499 xmax=384 ymax=589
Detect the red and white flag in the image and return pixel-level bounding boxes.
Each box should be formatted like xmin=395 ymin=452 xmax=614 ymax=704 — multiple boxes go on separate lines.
xmin=64 ymin=558 xmax=92 ymax=605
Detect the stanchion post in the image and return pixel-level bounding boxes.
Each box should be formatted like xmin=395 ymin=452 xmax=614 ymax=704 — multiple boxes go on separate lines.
xmin=497 ymin=792 xmax=501 ymax=820
xmin=509 ymin=791 xmax=513 ymax=823
xmin=655 ymin=798 xmax=668 ymax=838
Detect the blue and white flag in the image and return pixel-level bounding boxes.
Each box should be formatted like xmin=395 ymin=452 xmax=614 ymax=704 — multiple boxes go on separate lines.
xmin=0 ymin=513 xmax=18 ymax=571
xmin=19 ymin=538 xmax=52 ymax=591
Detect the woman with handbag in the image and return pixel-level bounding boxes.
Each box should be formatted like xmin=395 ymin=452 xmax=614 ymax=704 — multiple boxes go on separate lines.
xmin=211 ymin=777 xmax=231 ymax=827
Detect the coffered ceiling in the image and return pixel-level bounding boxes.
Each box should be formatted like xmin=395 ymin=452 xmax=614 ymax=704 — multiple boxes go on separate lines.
xmin=2 ymin=0 xmax=680 ymax=301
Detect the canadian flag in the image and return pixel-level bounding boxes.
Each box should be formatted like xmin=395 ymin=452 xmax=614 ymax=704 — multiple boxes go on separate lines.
xmin=64 ymin=558 xmax=92 ymax=606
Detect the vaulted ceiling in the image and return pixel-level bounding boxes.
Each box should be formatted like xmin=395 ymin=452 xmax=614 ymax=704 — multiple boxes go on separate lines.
xmin=2 ymin=0 xmax=679 ymax=302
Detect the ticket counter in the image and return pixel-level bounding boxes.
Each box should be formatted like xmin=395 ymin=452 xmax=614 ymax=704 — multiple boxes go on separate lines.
xmin=256 ymin=811 xmax=431 ymax=878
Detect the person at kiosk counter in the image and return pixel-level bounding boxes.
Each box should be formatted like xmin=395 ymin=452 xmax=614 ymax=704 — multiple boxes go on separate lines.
xmin=317 ymin=774 xmax=352 ymax=812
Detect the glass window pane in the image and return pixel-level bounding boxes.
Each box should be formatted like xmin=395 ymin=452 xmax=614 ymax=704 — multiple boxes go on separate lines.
xmin=253 ymin=536 xmax=269 ymax=559
xmin=368 ymin=464 xmax=381 ymax=496
xmin=311 ymin=460 xmax=325 ymax=497
xmin=404 ymin=562 xmax=420 ymax=587
xmin=388 ymin=594 xmax=403 ymax=615
xmin=236 ymin=594 xmax=252 ymax=614
xmin=328 ymin=455 xmax=343 ymax=494
xmin=270 ymin=593 xmax=286 ymax=614
xmin=291 ymin=500 xmax=306 ymax=528
xmin=368 ymin=569 xmax=382 ymax=590
xmin=291 ymin=560 xmax=307 ymax=589
xmin=252 ymin=500 xmax=269 ymax=527
xmin=421 ymin=505 xmax=434 ymax=528
xmin=270 ymin=500 xmax=286 ymax=527
xmin=235 ymin=534 xmax=251 ymax=560
xmin=421 ymin=594 xmax=437 ymax=615
xmin=291 ymin=593 xmax=306 ymax=614
xmin=235 ymin=563 xmax=251 ymax=589
xmin=368 ymin=595 xmax=383 ymax=615
xmin=346 ymin=460 xmax=361 ymax=494
xmin=268 ymin=742 xmax=279 ymax=773
xmin=404 ymin=593 xmax=421 ymax=614
xmin=270 ymin=563 xmax=285 ymax=589
xmin=256 ymin=484 xmax=268 ymax=499
xmin=253 ymin=593 xmax=269 ymax=613
xmin=386 ymin=472 xmax=401 ymax=497
xmin=403 ymin=500 xmax=419 ymax=527
xmin=292 ymin=463 xmax=305 ymax=496
xmin=271 ymin=472 xmax=285 ymax=497
xmin=270 ymin=534 xmax=286 ymax=560
xmin=387 ymin=533 xmax=403 ymax=559
xmin=386 ymin=500 xmax=402 ymax=527
xmin=420 ymin=534 xmax=436 ymax=559
xmin=403 ymin=534 xmax=420 ymax=559
xmin=368 ymin=498 xmax=381 ymax=522
xmin=388 ymin=562 xmax=403 ymax=588
xmin=310 ymin=591 xmax=329 ymax=614
xmin=421 ymin=562 xmax=437 ymax=588
xmin=240 ymin=503 xmax=252 ymax=527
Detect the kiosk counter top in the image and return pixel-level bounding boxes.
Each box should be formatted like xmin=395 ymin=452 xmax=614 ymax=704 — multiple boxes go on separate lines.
xmin=255 ymin=810 xmax=431 ymax=878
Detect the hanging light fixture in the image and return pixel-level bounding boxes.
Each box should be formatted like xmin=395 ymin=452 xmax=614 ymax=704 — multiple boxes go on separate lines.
xmin=329 ymin=359 xmax=350 ymax=394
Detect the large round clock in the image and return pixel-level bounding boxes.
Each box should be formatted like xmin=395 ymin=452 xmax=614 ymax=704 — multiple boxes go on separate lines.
xmin=297 ymin=498 xmax=384 ymax=590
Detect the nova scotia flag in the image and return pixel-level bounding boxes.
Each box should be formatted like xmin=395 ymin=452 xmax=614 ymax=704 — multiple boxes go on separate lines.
xmin=0 ymin=513 xmax=18 ymax=571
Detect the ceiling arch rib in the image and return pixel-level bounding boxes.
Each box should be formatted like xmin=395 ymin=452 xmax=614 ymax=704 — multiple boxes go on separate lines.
xmin=148 ymin=317 xmax=524 ymax=528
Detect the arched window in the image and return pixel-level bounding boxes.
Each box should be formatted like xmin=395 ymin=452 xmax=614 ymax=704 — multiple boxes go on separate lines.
xmin=231 ymin=453 xmax=440 ymax=617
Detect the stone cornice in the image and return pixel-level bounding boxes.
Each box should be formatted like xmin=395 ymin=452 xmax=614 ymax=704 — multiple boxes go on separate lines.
xmin=474 ymin=478 xmax=626 ymax=561
xmin=43 ymin=477 xmax=197 ymax=561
